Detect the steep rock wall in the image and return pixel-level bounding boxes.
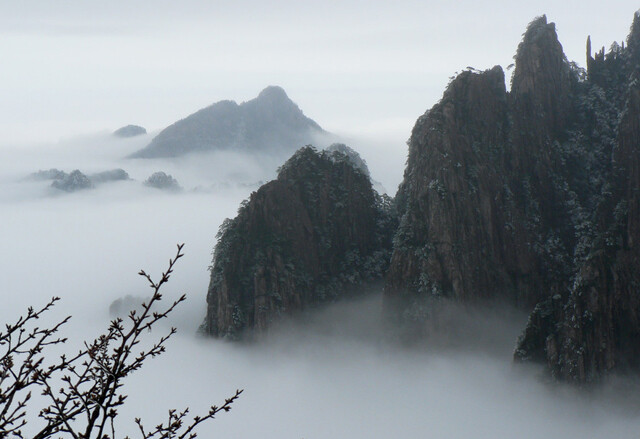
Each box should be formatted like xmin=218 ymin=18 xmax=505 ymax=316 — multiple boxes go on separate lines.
xmin=386 ymin=16 xmax=575 ymax=316
xmin=516 ymin=66 xmax=640 ymax=383
xmin=387 ymin=12 xmax=640 ymax=382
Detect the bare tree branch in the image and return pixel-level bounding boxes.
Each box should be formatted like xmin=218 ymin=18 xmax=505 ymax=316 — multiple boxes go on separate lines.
xmin=0 ymin=244 xmax=241 ymax=439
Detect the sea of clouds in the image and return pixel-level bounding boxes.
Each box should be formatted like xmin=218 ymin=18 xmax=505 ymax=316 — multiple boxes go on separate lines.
xmin=1 ymin=133 xmax=639 ymax=438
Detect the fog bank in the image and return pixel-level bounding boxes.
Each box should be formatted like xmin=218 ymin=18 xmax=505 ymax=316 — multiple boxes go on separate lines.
xmin=1 ymin=136 xmax=640 ymax=438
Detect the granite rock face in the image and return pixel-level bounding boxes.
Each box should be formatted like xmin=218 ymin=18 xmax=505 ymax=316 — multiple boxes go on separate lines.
xmin=202 ymin=146 xmax=395 ymax=338
xmin=130 ymin=86 xmax=325 ymax=158
xmin=386 ymin=13 xmax=640 ymax=383
xmin=387 ymin=17 xmax=573 ymax=314
xmin=387 ymin=66 xmax=525 ymax=313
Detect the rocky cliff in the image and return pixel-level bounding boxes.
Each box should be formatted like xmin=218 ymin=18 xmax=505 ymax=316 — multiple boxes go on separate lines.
xmin=202 ymin=146 xmax=395 ymax=338
xmin=515 ymin=14 xmax=640 ymax=383
xmin=387 ymin=16 xmax=576 ymax=316
xmin=386 ymin=13 xmax=640 ymax=382
xmin=130 ymin=86 xmax=326 ymax=158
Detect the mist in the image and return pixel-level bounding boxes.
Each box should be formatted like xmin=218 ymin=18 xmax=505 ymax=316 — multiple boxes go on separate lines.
xmin=2 ymin=1 xmax=637 ymax=148
xmin=1 ymin=133 xmax=640 ymax=438
xmin=3 ymin=2 xmax=640 ymax=436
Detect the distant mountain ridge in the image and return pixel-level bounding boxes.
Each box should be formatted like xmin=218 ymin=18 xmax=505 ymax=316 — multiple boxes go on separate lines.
xmin=130 ymin=86 xmax=326 ymax=158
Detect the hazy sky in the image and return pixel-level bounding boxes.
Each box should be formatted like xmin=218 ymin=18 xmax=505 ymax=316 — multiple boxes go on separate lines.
xmin=1 ymin=1 xmax=638 ymax=146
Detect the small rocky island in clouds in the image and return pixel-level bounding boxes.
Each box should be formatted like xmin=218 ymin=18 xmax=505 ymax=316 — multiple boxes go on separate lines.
xmin=27 ymin=167 xmax=184 ymax=194
xmin=30 ymin=168 xmax=131 ymax=192
xmin=113 ymin=125 xmax=147 ymax=138
xmin=202 ymin=13 xmax=640 ymax=385
xmin=143 ymin=171 xmax=182 ymax=192
xmin=130 ymin=86 xmax=327 ymax=158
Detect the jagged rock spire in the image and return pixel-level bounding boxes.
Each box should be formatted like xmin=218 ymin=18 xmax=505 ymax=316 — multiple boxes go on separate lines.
xmin=511 ymin=15 xmax=572 ymax=138
xmin=627 ymin=10 xmax=640 ymax=67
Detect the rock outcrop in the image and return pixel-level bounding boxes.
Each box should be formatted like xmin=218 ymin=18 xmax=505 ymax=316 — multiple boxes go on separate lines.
xmin=51 ymin=170 xmax=93 ymax=192
xmin=90 ymin=169 xmax=130 ymax=184
xmin=113 ymin=125 xmax=147 ymax=138
xmin=109 ymin=295 xmax=148 ymax=318
xmin=30 ymin=168 xmax=130 ymax=186
xmin=130 ymin=86 xmax=326 ymax=158
xmin=29 ymin=168 xmax=67 ymax=181
xmin=143 ymin=172 xmax=182 ymax=191
xmin=386 ymin=13 xmax=640 ymax=383
xmin=202 ymin=146 xmax=395 ymax=338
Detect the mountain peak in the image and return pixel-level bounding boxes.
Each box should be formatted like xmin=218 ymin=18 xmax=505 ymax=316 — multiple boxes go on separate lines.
xmin=256 ymin=85 xmax=289 ymax=101
xmin=129 ymin=86 xmax=325 ymax=158
xmin=250 ymin=85 xmax=299 ymax=113
xmin=511 ymin=14 xmax=571 ymax=137
xmin=512 ymin=15 xmax=566 ymax=92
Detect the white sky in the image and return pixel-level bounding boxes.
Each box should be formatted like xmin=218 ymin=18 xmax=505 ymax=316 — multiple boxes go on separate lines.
xmin=0 ymin=1 xmax=638 ymax=145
